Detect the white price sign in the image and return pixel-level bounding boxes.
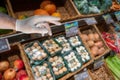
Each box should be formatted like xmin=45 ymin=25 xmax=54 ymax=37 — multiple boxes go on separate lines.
xmin=85 ymin=17 xmax=97 ymax=25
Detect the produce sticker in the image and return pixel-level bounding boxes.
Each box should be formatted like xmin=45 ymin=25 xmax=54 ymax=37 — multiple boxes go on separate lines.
xmin=0 ymin=38 xmax=10 ymax=53
xmin=64 ymin=21 xmax=79 ymax=37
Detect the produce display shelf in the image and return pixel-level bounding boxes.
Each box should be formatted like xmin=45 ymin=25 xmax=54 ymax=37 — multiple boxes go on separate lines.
xmin=0 ymin=10 xmax=119 ymax=45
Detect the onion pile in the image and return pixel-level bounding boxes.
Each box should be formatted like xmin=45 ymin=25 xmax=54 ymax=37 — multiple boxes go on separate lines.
xmin=81 ymin=32 xmax=105 ymax=57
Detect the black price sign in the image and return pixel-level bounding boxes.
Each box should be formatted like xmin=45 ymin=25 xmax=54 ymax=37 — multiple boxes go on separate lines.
xmin=74 ymin=70 xmax=91 ymax=80
xmin=103 ymin=14 xmax=114 ymax=24
xmin=94 ymin=57 xmax=104 ymax=70
xmin=64 ymin=21 xmax=79 ymax=37
xmin=115 ymin=11 xmax=120 ymax=21
xmin=0 ymin=38 xmax=10 ymax=53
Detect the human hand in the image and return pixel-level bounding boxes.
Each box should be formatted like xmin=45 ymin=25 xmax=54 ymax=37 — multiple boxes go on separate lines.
xmin=16 ymin=15 xmax=61 ymax=36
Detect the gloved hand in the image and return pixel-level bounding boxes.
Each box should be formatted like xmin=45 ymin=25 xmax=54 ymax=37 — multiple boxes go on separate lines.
xmin=16 ymin=15 xmax=61 ymax=36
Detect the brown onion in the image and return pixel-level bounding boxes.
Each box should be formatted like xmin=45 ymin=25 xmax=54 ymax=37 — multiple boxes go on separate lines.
xmin=94 ymin=33 xmax=100 ymax=41
xmin=0 ymin=61 xmax=9 ymax=72
xmin=98 ymin=47 xmax=105 ymax=55
xmin=88 ymin=33 xmax=95 ymax=41
xmin=87 ymin=40 xmax=94 ymax=47
xmin=95 ymin=41 xmax=103 ymax=48
xmin=81 ymin=34 xmax=89 ymax=42
xmin=91 ymin=46 xmax=99 ymax=56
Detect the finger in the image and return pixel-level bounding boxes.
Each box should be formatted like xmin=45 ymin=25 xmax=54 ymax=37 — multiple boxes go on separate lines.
xmin=33 ymin=16 xmax=61 ymax=24
xmin=47 ymin=21 xmax=61 ymax=25
xmin=37 ymin=15 xmax=61 ymax=21
xmin=34 ymin=23 xmax=52 ymax=36
xmin=38 ymin=23 xmax=52 ymax=36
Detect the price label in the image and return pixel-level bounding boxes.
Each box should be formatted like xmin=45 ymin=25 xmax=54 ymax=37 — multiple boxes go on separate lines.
xmin=85 ymin=17 xmax=97 ymax=25
xmin=0 ymin=38 xmax=10 ymax=53
xmin=115 ymin=11 xmax=120 ymax=21
xmin=103 ymin=14 xmax=114 ymax=24
xmin=74 ymin=70 xmax=91 ymax=80
xmin=94 ymin=57 xmax=104 ymax=70
xmin=64 ymin=21 xmax=79 ymax=37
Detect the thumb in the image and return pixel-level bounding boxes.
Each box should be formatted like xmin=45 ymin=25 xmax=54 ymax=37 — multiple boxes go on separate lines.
xmin=35 ymin=23 xmax=52 ymax=36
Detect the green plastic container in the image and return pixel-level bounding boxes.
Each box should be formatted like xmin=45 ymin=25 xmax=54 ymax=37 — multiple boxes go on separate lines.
xmin=24 ymin=41 xmax=48 ymax=65
xmin=75 ymin=45 xmax=91 ymax=63
xmin=62 ymin=50 xmax=83 ymax=72
xmin=31 ymin=61 xmax=56 ymax=80
xmin=41 ymin=39 xmax=62 ymax=57
xmin=48 ymin=55 xmax=69 ymax=79
xmin=54 ymin=35 xmax=73 ymax=54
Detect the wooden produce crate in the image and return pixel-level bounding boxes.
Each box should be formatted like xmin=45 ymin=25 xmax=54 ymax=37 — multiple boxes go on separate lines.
xmin=69 ymin=0 xmax=104 ymax=18
xmin=79 ymin=25 xmax=110 ymax=60
xmin=111 ymin=0 xmax=120 ymax=11
xmin=88 ymin=62 xmax=115 ymax=80
xmin=20 ymin=32 xmax=94 ymax=80
xmin=5 ymin=0 xmax=79 ymax=21
xmin=0 ymin=43 xmax=34 ymax=80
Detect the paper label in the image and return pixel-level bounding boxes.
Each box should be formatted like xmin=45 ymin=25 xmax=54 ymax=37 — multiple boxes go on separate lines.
xmin=0 ymin=38 xmax=10 ymax=53
xmin=74 ymin=71 xmax=91 ymax=80
xmin=85 ymin=17 xmax=97 ymax=25
xmin=64 ymin=21 xmax=79 ymax=37
xmin=94 ymin=57 xmax=104 ymax=70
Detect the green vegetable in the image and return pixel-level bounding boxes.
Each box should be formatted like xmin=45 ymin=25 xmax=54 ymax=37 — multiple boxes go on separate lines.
xmin=0 ymin=7 xmax=7 ymax=13
xmin=105 ymin=55 xmax=120 ymax=79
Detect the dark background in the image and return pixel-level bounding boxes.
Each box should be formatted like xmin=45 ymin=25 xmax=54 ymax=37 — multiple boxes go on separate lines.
xmin=0 ymin=0 xmax=5 ymax=7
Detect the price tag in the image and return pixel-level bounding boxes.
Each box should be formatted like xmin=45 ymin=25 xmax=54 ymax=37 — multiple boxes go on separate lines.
xmin=103 ymin=14 xmax=114 ymax=24
xmin=0 ymin=38 xmax=10 ymax=53
xmin=115 ymin=11 xmax=120 ymax=21
xmin=64 ymin=21 xmax=79 ymax=37
xmin=74 ymin=70 xmax=91 ymax=80
xmin=85 ymin=17 xmax=97 ymax=25
xmin=94 ymin=57 xmax=104 ymax=70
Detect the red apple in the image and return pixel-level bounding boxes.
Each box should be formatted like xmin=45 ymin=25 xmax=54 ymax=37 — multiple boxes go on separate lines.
xmin=14 ymin=59 xmax=24 ymax=71
xmin=19 ymin=75 xmax=29 ymax=80
xmin=3 ymin=68 xmax=16 ymax=80
xmin=0 ymin=72 xmax=2 ymax=80
xmin=16 ymin=70 xmax=27 ymax=79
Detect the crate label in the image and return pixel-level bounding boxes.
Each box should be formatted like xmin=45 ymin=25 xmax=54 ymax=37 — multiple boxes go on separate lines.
xmin=64 ymin=21 xmax=79 ymax=37
xmin=94 ymin=57 xmax=104 ymax=70
xmin=85 ymin=17 xmax=97 ymax=25
xmin=103 ymin=14 xmax=114 ymax=24
xmin=0 ymin=38 xmax=10 ymax=53
xmin=115 ymin=11 xmax=120 ymax=21
xmin=74 ymin=70 xmax=91 ymax=80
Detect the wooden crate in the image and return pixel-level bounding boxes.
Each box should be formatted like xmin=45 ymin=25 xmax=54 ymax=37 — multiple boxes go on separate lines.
xmin=69 ymin=0 xmax=104 ymax=18
xmin=20 ymin=31 xmax=94 ymax=80
xmin=88 ymin=62 xmax=115 ymax=80
xmin=0 ymin=43 xmax=34 ymax=80
xmin=5 ymin=0 xmax=79 ymax=21
xmin=79 ymin=25 xmax=110 ymax=60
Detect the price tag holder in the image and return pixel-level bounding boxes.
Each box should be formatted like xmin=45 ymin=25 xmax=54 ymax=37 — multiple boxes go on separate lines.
xmin=84 ymin=17 xmax=97 ymax=25
xmin=0 ymin=38 xmax=10 ymax=53
xmin=103 ymin=14 xmax=114 ymax=24
xmin=94 ymin=57 xmax=104 ymax=70
xmin=74 ymin=69 xmax=91 ymax=80
xmin=115 ymin=11 xmax=120 ymax=21
xmin=64 ymin=21 xmax=79 ymax=37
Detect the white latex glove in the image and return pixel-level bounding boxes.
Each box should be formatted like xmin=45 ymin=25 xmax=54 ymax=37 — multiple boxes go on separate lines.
xmin=16 ymin=15 xmax=61 ymax=36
